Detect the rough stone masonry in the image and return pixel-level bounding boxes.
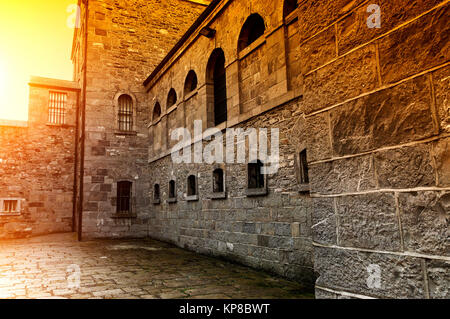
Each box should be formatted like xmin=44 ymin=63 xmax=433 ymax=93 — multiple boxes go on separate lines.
xmin=0 ymin=0 xmax=448 ymax=299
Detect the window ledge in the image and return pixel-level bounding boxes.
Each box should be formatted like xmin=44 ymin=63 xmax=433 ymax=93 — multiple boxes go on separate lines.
xmin=0 ymin=212 xmax=21 ymax=216
xmin=167 ymin=198 xmax=177 ymax=204
xmin=46 ymin=123 xmax=73 ymax=128
xmin=238 ymin=36 xmax=266 ymax=60
xmin=298 ymin=184 xmax=311 ymax=193
xmin=114 ymin=130 xmax=137 ymax=136
xmin=184 ymin=90 xmax=198 ymax=102
xmin=245 ymin=188 xmax=268 ymax=197
xmin=209 ymin=192 xmax=227 ymax=200
xmin=152 ymin=199 xmax=161 ymax=205
xmin=111 ymin=213 xmax=137 ymax=219
xmin=186 ymin=195 xmax=199 ymax=202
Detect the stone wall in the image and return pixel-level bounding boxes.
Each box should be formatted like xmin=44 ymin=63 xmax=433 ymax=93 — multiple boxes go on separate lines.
xmin=0 ymin=77 xmax=79 ymax=239
xmin=148 ymin=100 xmax=315 ymax=286
xmin=143 ymin=0 xmax=449 ymax=297
xmin=75 ymin=0 xmax=210 ymax=239
xmin=293 ymin=0 xmax=449 ymax=299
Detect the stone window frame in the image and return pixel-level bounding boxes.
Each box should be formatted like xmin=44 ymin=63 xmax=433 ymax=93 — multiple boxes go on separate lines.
xmin=166 ymin=88 xmax=178 ymax=110
xmin=113 ymin=92 xmax=137 ymax=135
xmin=209 ymin=166 xmax=227 ymax=200
xmin=295 ymin=148 xmax=311 ymax=193
xmin=152 ymin=101 xmax=162 ymax=125
xmin=186 ymin=173 xmax=199 ymax=202
xmin=245 ymin=160 xmax=268 ymax=197
xmin=168 ymin=178 xmax=177 ymax=204
xmin=0 ymin=198 xmax=22 ymax=216
xmin=153 ymin=183 xmax=161 ymax=205
xmin=111 ymin=179 xmax=137 ymax=219
xmin=237 ymin=13 xmax=267 ymax=53
xmin=184 ymin=70 xmax=199 ymax=99
xmin=47 ymin=90 xmax=68 ymax=126
xmin=206 ymin=48 xmax=228 ymax=128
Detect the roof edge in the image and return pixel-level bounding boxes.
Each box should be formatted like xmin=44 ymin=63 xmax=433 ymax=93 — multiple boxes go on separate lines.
xmin=143 ymin=0 xmax=222 ymax=87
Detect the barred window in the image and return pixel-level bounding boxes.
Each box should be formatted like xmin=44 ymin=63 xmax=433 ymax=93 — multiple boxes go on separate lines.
xmin=213 ymin=169 xmax=224 ymax=193
xmin=187 ymin=175 xmax=197 ymax=196
xmin=169 ymin=180 xmax=176 ymax=199
xmin=0 ymin=199 xmax=20 ymax=214
xmin=49 ymin=92 xmax=67 ymax=124
xmin=248 ymin=160 xmax=264 ymax=189
xmin=117 ymin=181 xmax=132 ymax=214
xmin=118 ymin=94 xmax=133 ymax=131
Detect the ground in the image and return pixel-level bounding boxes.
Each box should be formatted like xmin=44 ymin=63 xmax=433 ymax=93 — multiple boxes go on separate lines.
xmin=0 ymin=233 xmax=314 ymax=299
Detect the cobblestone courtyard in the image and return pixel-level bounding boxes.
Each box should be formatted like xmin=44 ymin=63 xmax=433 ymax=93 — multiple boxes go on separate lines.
xmin=0 ymin=233 xmax=314 ymax=299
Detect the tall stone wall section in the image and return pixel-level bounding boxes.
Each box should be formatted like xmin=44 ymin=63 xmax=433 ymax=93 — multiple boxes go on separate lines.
xmin=148 ymin=100 xmax=315 ymax=286
xmin=76 ymin=0 xmax=209 ymax=238
xmin=293 ymin=0 xmax=449 ymax=299
xmin=0 ymin=77 xmax=79 ymax=239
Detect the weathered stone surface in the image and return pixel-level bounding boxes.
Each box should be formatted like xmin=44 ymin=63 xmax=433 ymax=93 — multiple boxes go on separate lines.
xmin=299 ymin=26 xmax=336 ymax=74
xmin=314 ymin=246 xmax=426 ymax=298
xmin=379 ymin=4 xmax=450 ymax=84
xmin=427 ymin=260 xmax=450 ymax=299
xmin=298 ymin=0 xmax=366 ymax=42
xmin=337 ymin=0 xmax=443 ymax=55
xmin=290 ymin=113 xmax=332 ymax=162
xmin=374 ymin=144 xmax=435 ymax=189
xmin=304 ymin=45 xmax=378 ymax=114
xmin=431 ymin=138 xmax=450 ymax=187
xmin=315 ymin=288 xmax=338 ymax=299
xmin=310 ymin=155 xmax=376 ymax=195
xmin=331 ymin=76 xmax=435 ymax=156
xmin=433 ymin=66 xmax=450 ymax=133
xmin=311 ymin=198 xmax=337 ymax=245
xmin=398 ymin=191 xmax=449 ymax=255
xmin=336 ymin=193 xmax=401 ymax=251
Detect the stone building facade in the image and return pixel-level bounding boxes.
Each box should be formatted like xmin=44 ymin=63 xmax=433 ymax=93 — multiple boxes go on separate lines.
xmin=0 ymin=0 xmax=448 ymax=299
xmin=0 ymin=77 xmax=79 ymax=239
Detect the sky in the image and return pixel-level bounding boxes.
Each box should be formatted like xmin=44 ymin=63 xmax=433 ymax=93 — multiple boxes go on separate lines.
xmin=0 ymin=0 xmax=76 ymax=121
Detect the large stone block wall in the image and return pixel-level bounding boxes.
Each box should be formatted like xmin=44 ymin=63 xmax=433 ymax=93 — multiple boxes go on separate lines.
xmin=77 ymin=0 xmax=209 ymax=239
xmin=293 ymin=0 xmax=449 ymax=299
xmin=148 ymin=100 xmax=315 ymax=286
xmin=143 ymin=0 xmax=448 ymax=297
xmin=0 ymin=78 xmax=79 ymax=239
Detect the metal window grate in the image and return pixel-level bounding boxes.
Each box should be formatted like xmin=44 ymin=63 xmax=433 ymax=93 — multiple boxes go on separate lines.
xmin=117 ymin=181 xmax=132 ymax=214
xmin=118 ymin=95 xmax=133 ymax=131
xmin=49 ymin=92 xmax=67 ymax=124
xmin=1 ymin=200 xmax=19 ymax=213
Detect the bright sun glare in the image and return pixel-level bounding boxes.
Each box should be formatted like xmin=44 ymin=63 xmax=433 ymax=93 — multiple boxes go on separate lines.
xmin=0 ymin=62 xmax=6 ymax=99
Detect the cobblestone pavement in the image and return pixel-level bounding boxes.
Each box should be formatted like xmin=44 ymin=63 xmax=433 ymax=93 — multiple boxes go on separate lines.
xmin=0 ymin=233 xmax=314 ymax=299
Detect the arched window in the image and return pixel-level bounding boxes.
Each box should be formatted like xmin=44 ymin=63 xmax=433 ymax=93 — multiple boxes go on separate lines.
xmin=117 ymin=181 xmax=132 ymax=214
xmin=153 ymin=102 xmax=161 ymax=122
xmin=206 ymin=49 xmax=227 ymax=126
xmin=169 ymin=180 xmax=176 ymax=199
xmin=167 ymin=89 xmax=177 ymax=108
xmin=153 ymin=184 xmax=160 ymax=203
xmin=248 ymin=160 xmax=264 ymax=189
xmin=213 ymin=169 xmax=224 ymax=193
xmin=184 ymin=70 xmax=198 ymax=95
xmin=238 ymin=14 xmax=266 ymax=52
xmin=187 ymin=175 xmax=197 ymax=196
xmin=118 ymin=94 xmax=133 ymax=131
xmin=284 ymin=0 xmax=298 ymax=18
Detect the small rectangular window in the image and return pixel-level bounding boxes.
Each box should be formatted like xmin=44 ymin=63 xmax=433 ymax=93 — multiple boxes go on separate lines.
xmin=49 ymin=92 xmax=67 ymax=124
xmin=299 ymin=149 xmax=309 ymax=184
xmin=117 ymin=181 xmax=132 ymax=214
xmin=0 ymin=199 xmax=20 ymax=214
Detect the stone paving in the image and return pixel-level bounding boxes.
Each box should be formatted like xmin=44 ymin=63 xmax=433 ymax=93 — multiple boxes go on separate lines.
xmin=0 ymin=233 xmax=314 ymax=299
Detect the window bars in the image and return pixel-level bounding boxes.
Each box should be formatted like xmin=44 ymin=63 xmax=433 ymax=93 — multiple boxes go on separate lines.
xmin=48 ymin=92 xmax=67 ymax=125
xmin=118 ymin=95 xmax=133 ymax=131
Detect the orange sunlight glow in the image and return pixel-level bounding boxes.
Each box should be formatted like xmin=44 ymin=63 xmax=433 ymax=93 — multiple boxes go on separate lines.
xmin=0 ymin=1 xmax=76 ymax=121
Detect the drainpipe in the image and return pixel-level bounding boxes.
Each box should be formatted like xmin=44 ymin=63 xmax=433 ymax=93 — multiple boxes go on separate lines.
xmin=78 ymin=0 xmax=89 ymax=241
